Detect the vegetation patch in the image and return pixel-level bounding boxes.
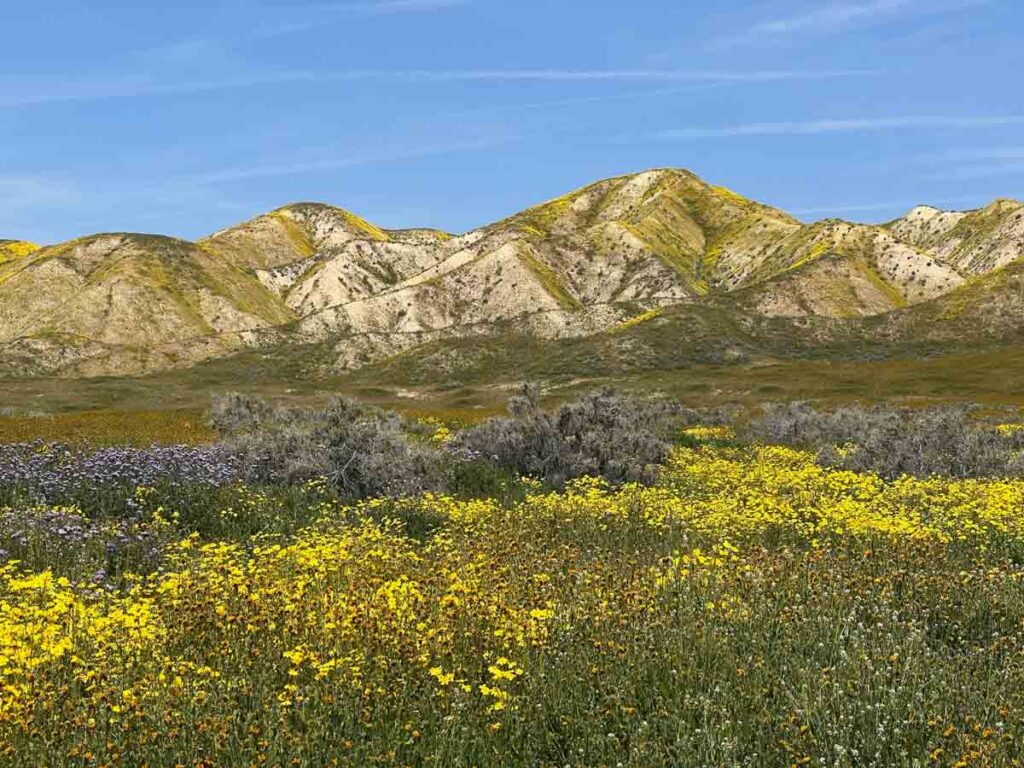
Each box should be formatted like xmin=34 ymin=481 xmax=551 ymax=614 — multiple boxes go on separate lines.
xmin=856 ymin=257 xmax=908 ymax=308
xmin=0 ymin=241 xmax=39 ymax=265
xmin=341 ymin=209 xmax=390 ymax=242
xmin=517 ymin=250 xmax=581 ymax=310
xmin=515 ymin=194 xmax=574 ymax=235
xmin=709 ymin=183 xmax=751 ymax=207
xmin=610 ymin=306 xmax=663 ymax=333
xmin=0 ymin=409 xmax=215 ymax=446
xmin=270 ymin=212 xmax=318 ymax=257
xmin=3 ymin=392 xmax=1024 ymax=764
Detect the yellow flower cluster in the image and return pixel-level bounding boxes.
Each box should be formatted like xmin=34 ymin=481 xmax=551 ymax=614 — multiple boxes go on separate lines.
xmin=659 ymin=444 xmax=1024 ymax=543
xmin=415 ymin=416 xmax=455 ymax=444
xmin=0 ymin=565 xmax=163 ymax=723
xmin=682 ymin=425 xmax=734 ymax=442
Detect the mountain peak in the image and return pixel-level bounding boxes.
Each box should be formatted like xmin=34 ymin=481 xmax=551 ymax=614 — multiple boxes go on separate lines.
xmin=886 ymin=196 xmax=1024 ymax=275
xmin=897 ymin=198 xmax=1021 ymax=221
xmin=904 ymin=204 xmax=947 ymax=216
xmin=201 ymin=201 xmax=399 ymax=271
xmin=274 ymin=202 xmax=392 ymax=243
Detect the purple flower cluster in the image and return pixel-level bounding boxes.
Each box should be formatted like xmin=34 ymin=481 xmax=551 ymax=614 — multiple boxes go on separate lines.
xmin=0 ymin=442 xmax=240 ymax=505
xmin=0 ymin=505 xmax=175 ymax=585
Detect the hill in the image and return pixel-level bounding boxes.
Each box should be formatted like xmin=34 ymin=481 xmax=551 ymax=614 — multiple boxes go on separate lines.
xmin=887 ymin=199 xmax=1024 ymax=275
xmin=0 ymin=169 xmax=1021 ymax=398
xmin=0 ymin=234 xmax=293 ymax=375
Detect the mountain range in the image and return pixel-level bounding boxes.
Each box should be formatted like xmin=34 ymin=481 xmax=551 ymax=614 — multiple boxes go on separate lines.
xmin=1 ymin=168 xmax=1022 ymax=382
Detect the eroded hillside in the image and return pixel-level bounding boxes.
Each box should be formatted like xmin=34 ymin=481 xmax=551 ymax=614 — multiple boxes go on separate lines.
xmin=0 ymin=169 xmax=1021 ymax=378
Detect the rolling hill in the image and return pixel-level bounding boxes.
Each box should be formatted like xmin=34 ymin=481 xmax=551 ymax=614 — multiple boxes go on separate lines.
xmin=1 ymin=168 xmax=1021 ymax=389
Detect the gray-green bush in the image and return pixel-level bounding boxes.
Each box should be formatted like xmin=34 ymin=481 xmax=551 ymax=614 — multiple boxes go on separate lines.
xmin=216 ymin=396 xmax=446 ymax=500
xmin=455 ymin=385 xmax=687 ymax=486
xmin=747 ymin=402 xmax=1024 ymax=479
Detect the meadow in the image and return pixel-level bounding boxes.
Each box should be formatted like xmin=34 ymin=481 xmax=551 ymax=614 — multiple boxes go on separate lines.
xmin=2 ymin=398 xmax=1024 ymax=767
xmin=0 ymin=410 xmax=214 ymax=447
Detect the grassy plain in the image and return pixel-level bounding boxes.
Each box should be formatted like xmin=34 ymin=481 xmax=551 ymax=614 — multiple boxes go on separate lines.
xmin=3 ymin=342 xmax=1024 ymax=445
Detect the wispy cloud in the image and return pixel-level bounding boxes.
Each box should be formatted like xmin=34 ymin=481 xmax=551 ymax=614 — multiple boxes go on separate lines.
xmin=722 ymin=0 xmax=909 ymax=42
xmin=186 ymin=135 xmax=515 ymax=184
xmin=900 ymin=146 xmax=1024 ymax=183
xmin=345 ymin=0 xmax=467 ymax=10
xmin=0 ymin=68 xmax=875 ymax=109
xmin=122 ymin=1 xmax=471 ymax=74
xmin=917 ymin=146 xmax=1024 ymax=162
xmin=0 ymin=74 xmax=298 ymax=109
xmin=649 ymin=115 xmax=1024 ymax=140
xmin=710 ymin=0 xmax=985 ymax=48
xmin=280 ymin=0 xmax=467 ymax=12
xmin=385 ymin=68 xmax=876 ymax=82
xmin=789 ymin=193 xmax=987 ymax=217
xmin=439 ymin=82 xmax=731 ymax=119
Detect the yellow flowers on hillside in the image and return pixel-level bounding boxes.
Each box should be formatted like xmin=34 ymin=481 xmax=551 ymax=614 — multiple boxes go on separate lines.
xmin=4 ymin=442 xmax=1024 ymax=765
xmin=611 ymin=307 xmax=663 ymax=333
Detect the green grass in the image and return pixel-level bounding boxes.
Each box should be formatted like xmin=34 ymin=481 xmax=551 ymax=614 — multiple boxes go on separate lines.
xmin=5 ymin=337 xmax=1024 ymax=444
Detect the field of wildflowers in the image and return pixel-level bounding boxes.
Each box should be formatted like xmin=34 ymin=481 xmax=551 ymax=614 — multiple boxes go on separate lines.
xmin=0 ymin=410 xmax=215 ymax=447
xmin=3 ymin=420 xmax=1024 ymax=766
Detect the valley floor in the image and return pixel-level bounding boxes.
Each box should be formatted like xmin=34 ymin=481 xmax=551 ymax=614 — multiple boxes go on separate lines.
xmin=4 ymin=343 xmax=1024 ymax=426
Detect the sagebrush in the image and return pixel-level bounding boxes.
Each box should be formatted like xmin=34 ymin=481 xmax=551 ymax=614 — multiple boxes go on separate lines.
xmin=747 ymin=401 xmax=1024 ymax=479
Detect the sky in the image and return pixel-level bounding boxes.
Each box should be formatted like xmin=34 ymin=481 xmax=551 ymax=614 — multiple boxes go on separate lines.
xmin=1 ymin=0 xmax=1022 ymax=244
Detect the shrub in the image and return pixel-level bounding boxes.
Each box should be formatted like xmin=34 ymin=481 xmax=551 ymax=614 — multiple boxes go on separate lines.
xmin=210 ymin=390 xmax=732 ymax=498
xmin=208 ymin=392 xmax=274 ymax=437
xmin=455 ymin=385 xmax=685 ymax=487
xmin=747 ymin=402 xmax=1023 ymax=479
xmin=215 ymin=395 xmax=445 ymax=500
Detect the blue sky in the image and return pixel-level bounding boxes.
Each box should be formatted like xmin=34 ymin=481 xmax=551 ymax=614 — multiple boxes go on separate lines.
xmin=1 ymin=0 xmax=1022 ymax=243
